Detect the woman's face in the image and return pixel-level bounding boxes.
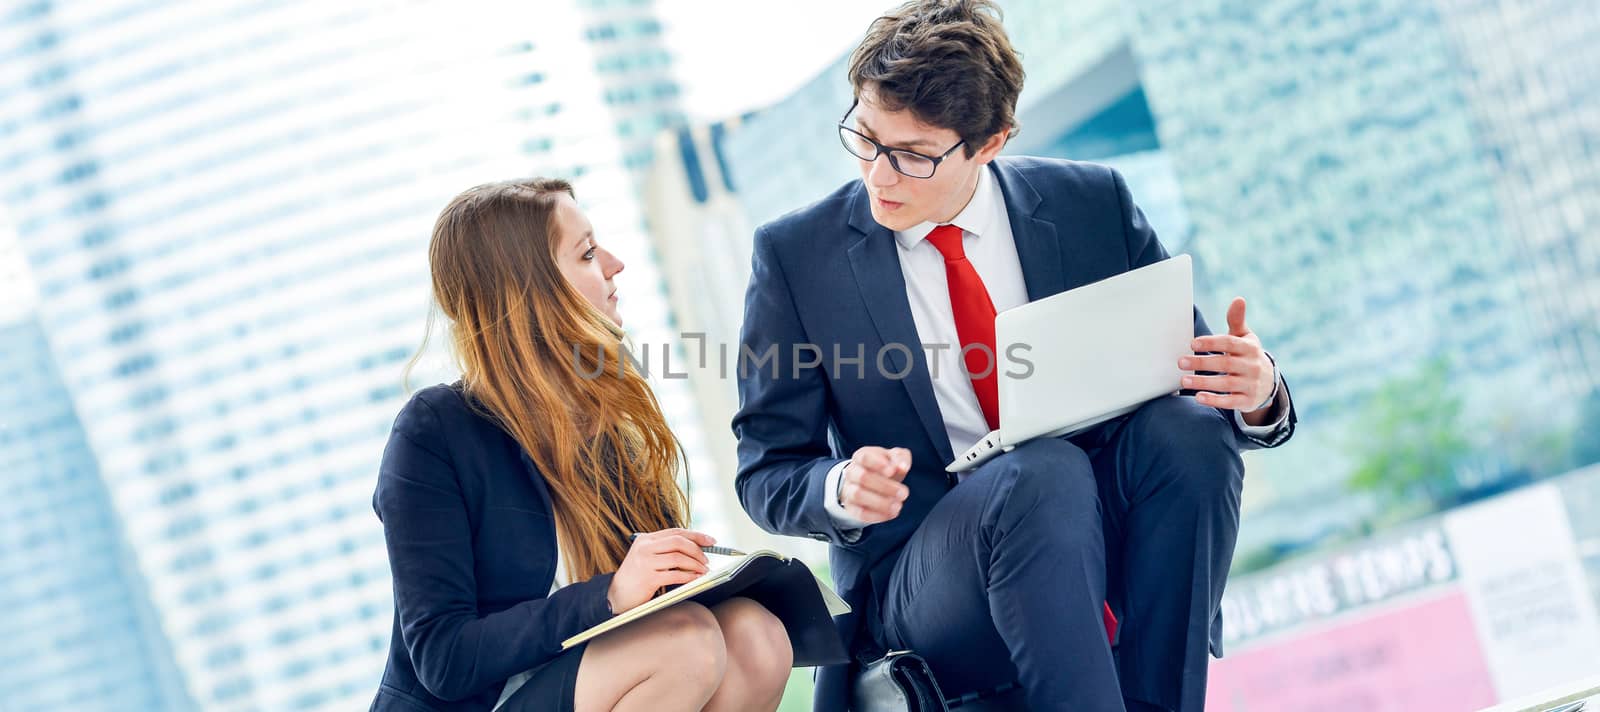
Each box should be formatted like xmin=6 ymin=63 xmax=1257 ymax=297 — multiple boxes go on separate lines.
xmin=551 ymin=193 xmax=625 ymax=327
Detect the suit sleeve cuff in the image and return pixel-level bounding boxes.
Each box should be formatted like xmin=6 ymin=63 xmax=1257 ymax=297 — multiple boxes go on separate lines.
xmin=822 ymin=460 xmax=868 ymax=539
xmin=1234 ymin=370 xmax=1289 ymax=437
xmin=540 ymin=572 xmax=617 ymax=645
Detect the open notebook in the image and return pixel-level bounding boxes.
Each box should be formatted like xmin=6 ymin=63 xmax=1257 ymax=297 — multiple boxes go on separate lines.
xmin=561 ymin=549 xmax=851 ymax=667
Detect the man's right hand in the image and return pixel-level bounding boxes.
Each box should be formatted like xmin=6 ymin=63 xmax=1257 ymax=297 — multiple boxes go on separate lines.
xmin=838 ymin=446 xmax=912 ymax=524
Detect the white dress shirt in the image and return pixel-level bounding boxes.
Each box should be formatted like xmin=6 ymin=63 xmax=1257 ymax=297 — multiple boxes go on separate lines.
xmin=824 ymin=166 xmax=1288 ymax=530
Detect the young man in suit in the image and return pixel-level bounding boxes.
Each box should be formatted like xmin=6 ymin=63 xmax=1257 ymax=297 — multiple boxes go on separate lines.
xmin=732 ymin=2 xmax=1296 ymax=710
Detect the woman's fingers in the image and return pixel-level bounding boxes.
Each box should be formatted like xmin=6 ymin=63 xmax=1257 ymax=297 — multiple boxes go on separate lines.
xmin=647 ymin=534 xmax=710 ymax=566
xmin=653 ymin=568 xmax=702 ymax=588
xmin=650 ymin=551 xmax=709 ymax=574
xmin=641 ymin=528 xmax=715 ymax=547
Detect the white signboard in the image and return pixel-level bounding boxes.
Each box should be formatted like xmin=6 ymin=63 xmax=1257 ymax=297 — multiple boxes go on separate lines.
xmin=1443 ymin=484 xmax=1600 ymax=700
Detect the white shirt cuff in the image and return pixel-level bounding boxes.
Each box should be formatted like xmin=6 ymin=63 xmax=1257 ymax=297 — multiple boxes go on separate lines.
xmin=823 ymin=460 xmax=869 ymax=532
xmin=1234 ymin=370 xmax=1289 ymax=437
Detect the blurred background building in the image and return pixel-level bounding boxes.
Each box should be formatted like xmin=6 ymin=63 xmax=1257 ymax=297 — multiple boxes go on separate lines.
xmin=1435 ymin=0 xmax=1600 ymax=400
xmin=578 ymin=0 xmax=686 ymax=178
xmin=0 ymin=0 xmax=1597 ymax=710
xmin=0 ymin=1 xmax=721 ymax=709
xmin=1124 ymin=0 xmax=1600 ymax=567
xmin=1 ymin=223 xmax=194 ymax=710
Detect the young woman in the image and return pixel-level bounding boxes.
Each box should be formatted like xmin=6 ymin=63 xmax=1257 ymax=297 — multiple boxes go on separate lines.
xmin=370 ymin=178 xmax=793 ymax=712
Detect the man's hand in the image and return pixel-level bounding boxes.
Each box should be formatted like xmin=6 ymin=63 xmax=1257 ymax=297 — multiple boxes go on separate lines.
xmin=838 ymin=446 xmax=912 ymax=525
xmin=1179 ymin=297 xmax=1278 ymax=425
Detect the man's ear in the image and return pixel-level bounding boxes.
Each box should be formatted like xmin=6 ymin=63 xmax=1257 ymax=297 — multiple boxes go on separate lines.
xmin=973 ymin=127 xmax=1010 ymax=164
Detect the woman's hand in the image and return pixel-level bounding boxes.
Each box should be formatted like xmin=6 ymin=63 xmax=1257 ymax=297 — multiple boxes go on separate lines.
xmin=606 ymin=528 xmax=715 ymax=613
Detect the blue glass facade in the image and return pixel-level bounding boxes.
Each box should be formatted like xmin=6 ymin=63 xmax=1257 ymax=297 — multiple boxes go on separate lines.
xmin=1122 ymin=0 xmax=1599 ymax=552
xmin=578 ymin=0 xmax=686 ymax=175
xmin=1125 ymin=0 xmax=1545 ymax=420
xmin=0 ymin=317 xmax=193 ymax=711
xmin=1432 ymin=0 xmax=1600 ymax=398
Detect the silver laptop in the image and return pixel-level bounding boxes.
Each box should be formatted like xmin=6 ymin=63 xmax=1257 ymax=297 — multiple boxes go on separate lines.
xmin=947 ymin=254 xmax=1194 ymax=473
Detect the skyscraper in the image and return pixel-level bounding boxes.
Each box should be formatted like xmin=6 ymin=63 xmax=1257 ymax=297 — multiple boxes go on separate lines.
xmin=576 ymin=0 xmax=687 ymax=178
xmin=0 ymin=1 xmax=714 ymax=709
xmin=1 ymin=215 xmax=193 ymax=711
xmin=1120 ymin=0 xmax=1599 ymax=549
xmin=1431 ymin=0 xmax=1600 ymax=400
xmin=0 ymin=318 xmax=196 ymax=712
xmin=1124 ymin=0 xmax=1553 ymax=421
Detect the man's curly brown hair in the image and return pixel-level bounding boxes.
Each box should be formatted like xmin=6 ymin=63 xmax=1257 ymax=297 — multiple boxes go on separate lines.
xmin=847 ymin=0 xmax=1026 ymax=157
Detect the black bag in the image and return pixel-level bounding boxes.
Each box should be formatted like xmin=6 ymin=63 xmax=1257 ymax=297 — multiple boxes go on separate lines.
xmin=851 ymin=650 xmax=949 ymax=712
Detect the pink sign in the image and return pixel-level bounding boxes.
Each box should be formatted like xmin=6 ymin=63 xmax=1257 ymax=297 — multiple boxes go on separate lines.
xmin=1206 ymin=588 xmax=1496 ymax=711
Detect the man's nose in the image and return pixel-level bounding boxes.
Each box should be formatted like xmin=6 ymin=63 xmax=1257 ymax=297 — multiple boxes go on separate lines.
xmin=866 ymin=154 xmax=899 ymax=187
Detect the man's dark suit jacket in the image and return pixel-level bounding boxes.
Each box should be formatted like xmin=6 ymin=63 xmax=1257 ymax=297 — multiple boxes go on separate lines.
xmin=369 ymin=384 xmax=615 ymax=711
xmin=733 ymin=157 xmax=1296 ymax=712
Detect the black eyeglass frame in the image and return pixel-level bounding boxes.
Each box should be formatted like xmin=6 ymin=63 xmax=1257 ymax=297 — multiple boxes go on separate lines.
xmin=837 ymin=100 xmax=967 ymax=179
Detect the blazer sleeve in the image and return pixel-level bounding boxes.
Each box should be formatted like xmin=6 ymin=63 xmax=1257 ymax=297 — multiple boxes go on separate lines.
xmin=374 ymin=395 xmax=616 ymax=701
xmin=731 ymin=224 xmax=869 ymax=547
xmin=1110 ymin=166 xmax=1298 ymax=450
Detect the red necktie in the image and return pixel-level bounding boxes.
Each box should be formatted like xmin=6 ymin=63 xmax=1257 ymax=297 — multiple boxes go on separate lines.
xmin=926 ymin=224 xmax=1120 ymax=643
xmin=925 ymin=224 xmax=1001 ymax=431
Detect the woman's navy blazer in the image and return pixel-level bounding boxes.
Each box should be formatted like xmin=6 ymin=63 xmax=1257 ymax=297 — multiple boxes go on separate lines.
xmin=369 ymin=383 xmax=614 ymax=711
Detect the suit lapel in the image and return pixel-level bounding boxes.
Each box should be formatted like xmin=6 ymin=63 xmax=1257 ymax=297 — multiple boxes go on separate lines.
xmin=845 ymin=187 xmax=956 ymax=465
xmin=991 ymin=159 xmax=1105 ymax=299
xmin=992 ymin=160 xmax=1065 ymax=300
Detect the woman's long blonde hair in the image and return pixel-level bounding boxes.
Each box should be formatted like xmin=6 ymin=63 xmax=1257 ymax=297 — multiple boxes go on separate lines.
xmin=421 ymin=178 xmax=687 ymax=581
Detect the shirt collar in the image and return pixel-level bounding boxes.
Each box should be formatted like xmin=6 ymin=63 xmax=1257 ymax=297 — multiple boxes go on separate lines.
xmin=893 ymin=164 xmax=1002 ymax=251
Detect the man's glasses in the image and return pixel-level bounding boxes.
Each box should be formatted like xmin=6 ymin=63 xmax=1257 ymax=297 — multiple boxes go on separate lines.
xmin=837 ymin=101 xmax=966 ymax=179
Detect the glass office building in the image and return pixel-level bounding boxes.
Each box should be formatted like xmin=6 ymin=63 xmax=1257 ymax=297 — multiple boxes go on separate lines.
xmin=1432 ymin=0 xmax=1600 ymax=399
xmin=1 ymin=220 xmax=193 ymax=711
xmin=1121 ymin=0 xmax=1598 ymax=547
xmin=577 ymin=0 xmax=686 ymax=177
xmin=0 ymin=1 xmax=713 ymax=709
xmin=1125 ymin=0 xmax=1554 ymax=418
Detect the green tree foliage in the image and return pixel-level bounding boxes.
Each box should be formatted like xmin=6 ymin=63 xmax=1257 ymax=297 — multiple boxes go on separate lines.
xmin=1575 ymin=388 xmax=1600 ymax=468
xmin=1345 ymin=356 xmax=1471 ymax=510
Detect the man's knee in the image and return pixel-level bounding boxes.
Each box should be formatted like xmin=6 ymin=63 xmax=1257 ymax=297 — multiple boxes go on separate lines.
xmin=975 ymin=438 xmax=1098 ymax=520
xmin=1125 ymin=395 xmax=1242 ymax=497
